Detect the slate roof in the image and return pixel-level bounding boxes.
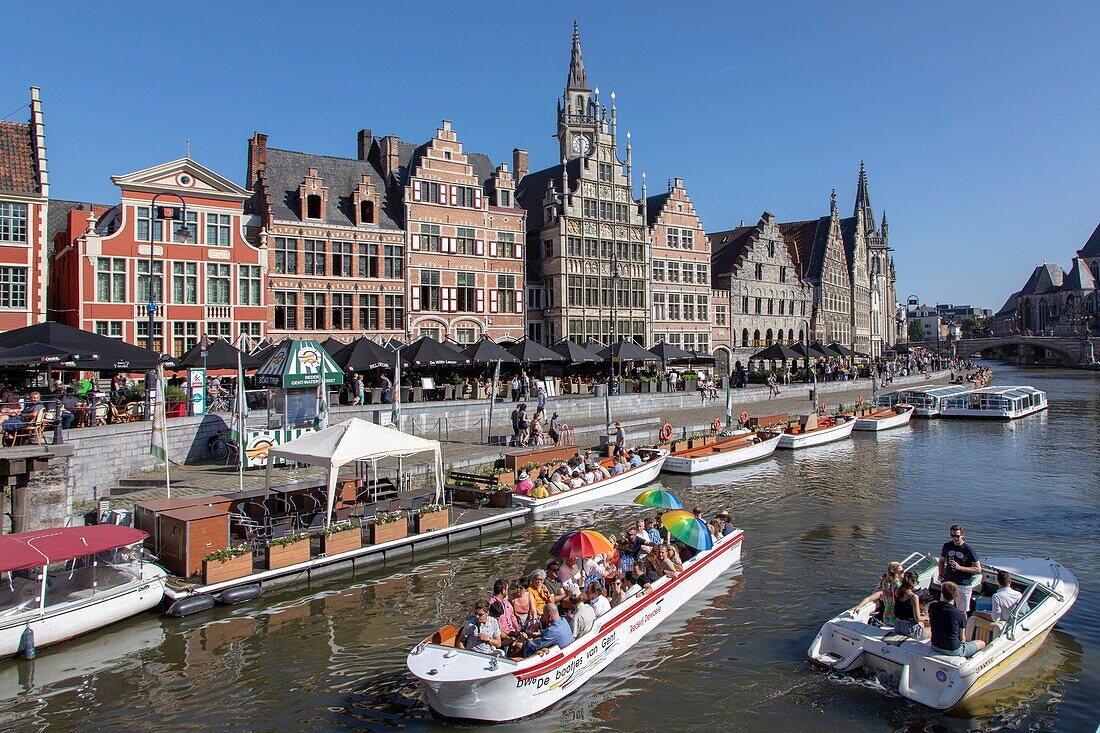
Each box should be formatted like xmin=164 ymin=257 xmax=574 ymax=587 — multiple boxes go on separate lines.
xmin=515 ymin=158 xmax=582 ymax=231
xmin=995 ymin=291 xmax=1020 ymax=317
xmin=0 ymin=120 xmax=39 ymax=193
xmin=1061 ymin=257 xmax=1097 ymax=292
xmin=779 ymin=218 xmax=825 ymax=281
xmin=644 ymin=192 xmax=670 ymax=227
xmin=47 ymin=199 xmax=111 ymax=245
xmin=1018 ymin=262 xmax=1064 ymax=295
xmin=840 ymin=216 xmax=858 ymax=269
xmin=708 ymin=225 xmax=755 ymax=284
xmin=1078 ymin=221 xmax=1100 ymax=258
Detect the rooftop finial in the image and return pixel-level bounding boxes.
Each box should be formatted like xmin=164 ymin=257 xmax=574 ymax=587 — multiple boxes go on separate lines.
xmin=185 ymin=138 xmax=191 ymax=159
xmin=830 ymin=188 xmax=837 ymax=214
xmin=566 ymin=21 xmax=590 ymax=91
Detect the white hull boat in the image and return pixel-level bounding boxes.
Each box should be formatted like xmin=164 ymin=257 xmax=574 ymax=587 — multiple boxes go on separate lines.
xmin=939 ymin=386 xmax=1048 ymax=420
xmin=407 ymin=528 xmax=744 ymax=721
xmin=0 ymin=526 xmax=167 ymax=658
xmin=511 ymin=450 xmax=667 ymax=515
xmin=808 ymin=553 xmax=1078 ymax=710
xmin=776 ymin=415 xmax=856 ymax=449
xmin=853 ymin=404 xmax=915 ymax=432
xmin=663 ymin=431 xmax=780 ymax=475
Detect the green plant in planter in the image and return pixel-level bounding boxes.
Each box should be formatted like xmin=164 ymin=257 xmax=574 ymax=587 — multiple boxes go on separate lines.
xmin=375 ymin=510 xmax=406 ymax=524
xmin=448 ymin=373 xmax=464 ymax=385
xmin=491 ymin=466 xmax=510 ymax=476
xmin=266 ymin=533 xmax=308 ymax=548
xmin=125 ymin=385 xmax=146 ymax=403
xmin=545 ymin=458 xmax=565 ymax=467
xmin=519 ymin=462 xmax=540 ymax=474
xmin=324 ymin=521 xmax=357 ymax=536
xmin=205 ymin=544 xmax=251 ymax=562
xmin=418 ymin=503 xmax=447 ymax=516
xmin=682 ymin=371 xmax=698 ymax=380
xmin=488 ymin=483 xmax=511 ymax=494
xmin=165 ymin=385 xmax=189 ymax=403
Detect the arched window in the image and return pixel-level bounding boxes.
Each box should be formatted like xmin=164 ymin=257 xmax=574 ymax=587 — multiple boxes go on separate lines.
xmin=741 ymin=328 xmax=749 ymax=347
xmin=576 ymin=95 xmax=584 ymax=112
xmin=306 ymin=194 xmax=322 ymax=219
xmin=753 ymin=329 xmax=761 ymax=346
xmin=788 ymin=328 xmax=795 ymax=342
xmin=360 ymin=200 xmax=374 ymax=224
xmin=1091 ymin=261 xmax=1099 ymax=283
xmin=798 ymin=328 xmax=804 ymax=343
xmin=765 ymin=329 xmax=773 ymax=344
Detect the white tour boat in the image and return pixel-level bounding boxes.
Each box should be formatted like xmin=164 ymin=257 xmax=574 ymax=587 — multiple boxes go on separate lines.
xmin=407 ymin=527 xmax=744 ymax=721
xmin=853 ymin=404 xmax=915 ymax=432
xmin=938 ymin=385 xmax=1048 ymax=420
xmin=0 ymin=525 xmax=167 ymax=657
xmin=663 ymin=430 xmax=781 ymax=475
xmin=776 ymin=413 xmax=856 ymax=449
xmin=511 ymin=449 xmax=667 ymax=515
xmin=880 ymin=384 xmax=974 ymax=417
xmin=808 ymin=552 xmax=1077 ymax=710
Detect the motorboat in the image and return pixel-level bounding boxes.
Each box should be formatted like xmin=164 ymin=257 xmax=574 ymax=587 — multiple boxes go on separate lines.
xmin=880 ymin=384 xmax=974 ymax=417
xmin=0 ymin=525 xmax=167 ymax=657
xmin=808 ymin=552 xmax=1077 ymax=710
xmin=407 ymin=527 xmax=744 ymax=721
xmin=776 ymin=413 xmax=856 ymax=449
xmin=853 ymin=404 xmax=915 ymax=432
xmin=938 ymin=386 xmax=1048 ymax=420
xmin=663 ymin=430 xmax=781 ymax=475
xmin=511 ymin=449 xmax=667 ymax=515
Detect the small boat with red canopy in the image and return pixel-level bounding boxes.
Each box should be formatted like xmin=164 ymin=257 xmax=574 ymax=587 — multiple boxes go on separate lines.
xmin=0 ymin=525 xmax=166 ymax=657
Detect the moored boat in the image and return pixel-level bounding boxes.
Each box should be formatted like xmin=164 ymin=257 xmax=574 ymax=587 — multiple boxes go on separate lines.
xmin=511 ymin=449 xmax=667 ymax=515
xmin=938 ymin=386 xmax=1048 ymax=420
xmin=808 ymin=553 xmax=1077 ymax=710
xmin=880 ymin=384 xmax=974 ymax=417
xmin=0 ymin=525 xmax=167 ymax=657
xmin=663 ymin=430 xmax=781 ymax=474
xmin=776 ymin=413 xmax=856 ymax=449
xmin=853 ymin=404 xmax=915 ymax=432
xmin=407 ymin=527 xmax=744 ymax=721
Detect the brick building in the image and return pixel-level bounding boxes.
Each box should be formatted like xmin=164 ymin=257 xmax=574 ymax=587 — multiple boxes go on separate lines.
xmin=0 ymin=86 xmax=49 ymax=329
xmin=50 ymin=158 xmax=267 ymax=354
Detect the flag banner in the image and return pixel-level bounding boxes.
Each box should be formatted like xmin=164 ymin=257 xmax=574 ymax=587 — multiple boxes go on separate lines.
xmin=230 ymin=352 xmax=248 ymax=443
xmin=725 ymin=377 xmax=733 ymax=429
xmin=486 ymin=358 xmax=501 ymax=444
xmin=390 ymin=348 xmax=401 ymax=427
xmin=150 ymin=365 xmax=168 ymax=462
xmin=315 ymin=366 xmax=329 ymax=430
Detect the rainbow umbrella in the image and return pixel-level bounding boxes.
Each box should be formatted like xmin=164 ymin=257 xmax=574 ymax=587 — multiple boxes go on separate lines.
xmin=661 ymin=510 xmax=714 ymax=551
xmin=549 ymin=529 xmax=615 ymax=559
xmin=633 ymin=489 xmax=683 ymax=510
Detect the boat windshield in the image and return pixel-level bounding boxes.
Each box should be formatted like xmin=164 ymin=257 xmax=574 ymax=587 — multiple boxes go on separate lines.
xmin=0 ymin=545 xmax=144 ymax=616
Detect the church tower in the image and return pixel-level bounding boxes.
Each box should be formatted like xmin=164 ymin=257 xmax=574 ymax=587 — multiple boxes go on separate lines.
xmin=854 ymin=162 xmax=897 ymax=354
xmin=557 ymin=22 xmax=597 ymax=161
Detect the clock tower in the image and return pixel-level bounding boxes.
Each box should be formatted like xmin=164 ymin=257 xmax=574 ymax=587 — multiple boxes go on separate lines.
xmin=557 ymin=21 xmax=595 ymax=161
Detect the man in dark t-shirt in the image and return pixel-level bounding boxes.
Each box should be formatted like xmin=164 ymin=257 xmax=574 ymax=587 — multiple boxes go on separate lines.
xmin=929 ymin=581 xmax=986 ymax=657
xmin=938 ymin=524 xmax=981 ymax=614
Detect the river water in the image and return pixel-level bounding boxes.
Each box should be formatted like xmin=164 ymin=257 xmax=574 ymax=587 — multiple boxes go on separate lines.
xmin=3 ymin=363 xmax=1098 ymax=732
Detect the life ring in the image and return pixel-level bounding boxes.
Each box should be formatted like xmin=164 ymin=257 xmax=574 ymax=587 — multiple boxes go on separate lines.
xmin=820 ymin=401 xmax=827 ymax=413
xmin=739 ymin=411 xmax=749 ymax=424
xmin=659 ymin=422 xmax=673 ymax=441
xmin=858 ymin=396 xmax=865 ymax=407
xmin=711 ymin=418 xmax=722 ymax=431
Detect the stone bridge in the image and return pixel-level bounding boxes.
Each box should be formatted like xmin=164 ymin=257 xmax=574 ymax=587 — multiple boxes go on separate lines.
xmin=928 ymin=336 xmax=1096 ymax=367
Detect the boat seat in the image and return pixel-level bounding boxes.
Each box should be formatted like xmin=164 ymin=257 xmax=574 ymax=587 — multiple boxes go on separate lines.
xmin=429 ymin=624 xmax=459 ymax=647
xmin=967 ymin=615 xmax=998 ymax=644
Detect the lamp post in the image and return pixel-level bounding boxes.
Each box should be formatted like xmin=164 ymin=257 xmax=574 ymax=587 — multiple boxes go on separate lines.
xmin=608 ymin=251 xmax=620 ymax=394
xmin=144 ymin=193 xmax=190 ymax=417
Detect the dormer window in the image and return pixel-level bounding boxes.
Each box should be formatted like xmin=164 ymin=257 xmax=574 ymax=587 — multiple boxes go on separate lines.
xmin=500 ymin=190 xmax=511 ymax=207
xmin=306 ymin=194 xmax=322 ymax=219
xmin=360 ymin=200 xmax=375 ymax=224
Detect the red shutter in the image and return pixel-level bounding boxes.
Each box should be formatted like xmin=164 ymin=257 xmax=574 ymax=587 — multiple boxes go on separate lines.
xmin=411 ymin=234 xmax=421 ymax=250
xmin=411 ymin=289 xmax=421 ymax=311
xmin=413 ymin=181 xmax=422 ymax=201
xmin=515 ymin=289 xmax=524 ymax=313
xmin=490 ymin=241 xmax=498 ymax=257
xmin=474 ymin=190 xmax=482 ymax=209
xmin=475 ymin=239 xmax=484 ymax=256
xmin=515 ymin=242 xmax=523 ymax=259
xmin=476 ymin=289 xmax=485 ymax=312
xmin=489 ymin=290 xmax=498 ymax=313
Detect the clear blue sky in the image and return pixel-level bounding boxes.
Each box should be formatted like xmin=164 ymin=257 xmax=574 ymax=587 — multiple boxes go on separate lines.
xmin=4 ymin=1 xmax=1099 ymax=312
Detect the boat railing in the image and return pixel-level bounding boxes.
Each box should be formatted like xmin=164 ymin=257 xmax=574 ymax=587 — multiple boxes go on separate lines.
xmin=1005 ymin=581 xmax=1039 ymax=641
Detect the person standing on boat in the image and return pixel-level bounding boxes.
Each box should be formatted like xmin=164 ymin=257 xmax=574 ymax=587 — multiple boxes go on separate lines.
xmin=456 ymin=600 xmax=503 ymax=655
xmin=612 ymin=421 xmax=626 ymax=453
xmin=939 ymin=525 xmax=982 ymax=614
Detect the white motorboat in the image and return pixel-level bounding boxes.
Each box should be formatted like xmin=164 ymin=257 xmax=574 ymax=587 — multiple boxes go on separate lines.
xmin=511 ymin=449 xmax=667 ymax=515
xmin=882 ymin=384 xmax=974 ymax=417
xmin=853 ymin=404 xmax=915 ymax=432
xmin=0 ymin=525 xmax=167 ymax=657
xmin=407 ymin=527 xmax=744 ymax=721
xmin=663 ymin=430 xmax=780 ymax=475
xmin=776 ymin=414 xmax=856 ymax=449
xmin=808 ymin=552 xmax=1078 ymax=710
xmin=939 ymin=386 xmax=1048 ymax=420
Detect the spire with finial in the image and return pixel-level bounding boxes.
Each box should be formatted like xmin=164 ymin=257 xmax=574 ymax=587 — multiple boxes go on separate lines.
xmin=625 ymin=131 xmax=632 ymax=182
xmin=641 ymin=172 xmax=647 ymax=221
xmin=185 ymin=138 xmax=191 ymax=159
xmin=566 ymin=21 xmax=589 ymax=91
xmin=854 ymin=160 xmax=875 ymax=227
xmin=830 ymin=188 xmax=837 ymax=215
xmin=561 ymin=158 xmax=568 ymax=201
xmin=881 ymin=210 xmax=889 ymax=243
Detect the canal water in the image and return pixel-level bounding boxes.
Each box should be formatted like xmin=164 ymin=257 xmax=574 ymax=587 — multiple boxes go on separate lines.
xmin=3 ymin=363 xmax=1098 ymax=732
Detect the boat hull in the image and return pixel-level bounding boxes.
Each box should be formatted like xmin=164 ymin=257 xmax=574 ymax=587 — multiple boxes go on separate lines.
xmin=853 ymin=405 xmax=914 ymax=432
xmin=662 ymin=433 xmax=779 ymax=475
xmin=511 ymin=452 xmax=667 ymax=515
xmin=777 ymin=417 xmax=856 ymax=449
xmin=939 ymin=404 xmax=1048 ymax=420
xmin=408 ymin=530 xmax=744 ymax=721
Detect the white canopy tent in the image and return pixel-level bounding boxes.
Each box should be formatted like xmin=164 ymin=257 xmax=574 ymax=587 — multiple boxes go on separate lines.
xmin=265 ymin=418 xmax=444 ymax=526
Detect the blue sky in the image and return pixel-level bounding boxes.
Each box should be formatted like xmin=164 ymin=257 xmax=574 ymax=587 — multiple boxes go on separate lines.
xmin=4 ymin=1 xmax=1099 ymax=311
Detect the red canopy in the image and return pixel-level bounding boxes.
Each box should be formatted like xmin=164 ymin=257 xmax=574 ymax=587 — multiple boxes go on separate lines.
xmin=0 ymin=525 xmax=147 ymax=574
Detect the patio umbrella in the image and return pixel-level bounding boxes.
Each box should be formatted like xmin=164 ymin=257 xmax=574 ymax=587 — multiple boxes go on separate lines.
xmin=400 ymin=336 xmax=470 ymax=368
xmin=750 ymin=343 xmax=802 ymax=361
xmin=382 ymin=337 xmax=405 ymax=352
xmin=686 ymin=349 xmax=718 ymax=365
xmin=597 ymin=339 xmax=659 ymax=362
xmin=790 ymin=342 xmax=830 ymax=359
xmin=661 ymin=510 xmax=714 ymax=551
xmin=333 ymin=337 xmax=395 ymax=371
xmin=827 ymin=342 xmax=857 ymax=358
xmin=551 ymin=339 xmax=603 ymax=365
xmin=649 ymin=341 xmax=694 ymax=363
xmin=633 ymin=489 xmax=684 ymax=510
xmin=507 ymin=338 xmax=566 ymax=364
xmin=0 ymin=343 xmax=97 ymax=368
xmin=0 ymin=321 xmax=168 ymax=371
xmin=321 ymin=336 xmax=348 ymax=356
xmin=177 ymin=338 xmax=261 ymax=370
xmin=463 ymin=336 xmax=519 ymax=365
xmin=549 ymin=529 xmax=615 ymax=559
xmin=814 ymin=342 xmax=845 ymax=358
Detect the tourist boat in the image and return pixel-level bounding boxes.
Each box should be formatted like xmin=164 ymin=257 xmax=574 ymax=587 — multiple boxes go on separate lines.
xmin=879 ymin=384 xmax=974 ymax=417
xmin=939 ymin=386 xmax=1048 ymax=420
xmin=776 ymin=414 xmax=856 ymax=449
xmin=662 ymin=430 xmax=781 ymax=475
xmin=808 ymin=553 xmax=1078 ymax=710
xmin=407 ymin=527 xmax=744 ymax=721
xmin=510 ymin=449 xmax=667 ymax=515
xmin=853 ymin=404 xmax=915 ymax=432
xmin=0 ymin=525 xmax=167 ymax=657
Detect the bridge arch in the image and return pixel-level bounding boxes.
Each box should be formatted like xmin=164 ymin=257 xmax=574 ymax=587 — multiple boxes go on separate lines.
xmin=957 ymin=337 xmax=1079 ymax=367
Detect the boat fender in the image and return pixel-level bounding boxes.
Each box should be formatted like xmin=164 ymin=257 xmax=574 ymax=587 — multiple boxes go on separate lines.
xmin=217 ymin=584 xmax=263 ymax=605
xmin=19 ymin=626 xmax=35 ymax=659
xmin=166 ymin=594 xmax=216 ymax=617
xmin=711 ymin=418 xmax=722 ymax=431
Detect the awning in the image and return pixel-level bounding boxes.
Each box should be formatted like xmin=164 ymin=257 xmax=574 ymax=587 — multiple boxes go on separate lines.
xmin=597 ymin=339 xmax=659 ymax=362
xmin=0 ymin=525 xmax=148 ymax=573
xmin=0 ymin=342 xmax=99 ymax=368
xmin=254 ymin=339 xmax=344 ymax=388
xmin=649 ymin=341 xmax=694 ymax=363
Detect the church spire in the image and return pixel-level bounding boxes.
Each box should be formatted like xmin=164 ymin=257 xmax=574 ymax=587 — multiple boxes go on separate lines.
xmin=566 ymin=21 xmax=590 ymax=91
xmin=854 ymin=160 xmax=875 ymax=229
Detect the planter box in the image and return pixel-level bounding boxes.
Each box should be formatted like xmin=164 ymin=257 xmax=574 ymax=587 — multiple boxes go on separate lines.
xmin=683 ymin=379 xmax=698 ymax=392
xmin=368 ymin=521 xmax=408 ymax=545
xmin=487 ymin=492 xmax=511 ymax=509
xmin=321 ymin=529 xmax=362 ymax=555
xmin=495 ymin=471 xmax=514 ymax=486
xmin=702 ymin=435 xmax=716 ymax=446
xmin=415 ymin=509 xmax=450 ymax=533
xmin=642 ymin=381 xmax=657 ymax=393
xmin=202 ymin=552 xmax=253 ymax=584
xmin=264 ymin=539 xmax=310 ymax=569
xmin=166 ymin=402 xmax=188 ymax=418
xmin=670 ymin=440 xmax=687 ymax=453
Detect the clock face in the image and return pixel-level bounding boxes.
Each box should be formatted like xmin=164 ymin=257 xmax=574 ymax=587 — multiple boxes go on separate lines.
xmin=572 ymin=135 xmax=590 ymax=155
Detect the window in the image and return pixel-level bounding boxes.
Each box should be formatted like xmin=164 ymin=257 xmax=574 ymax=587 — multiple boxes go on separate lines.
xmin=497 ymin=274 xmax=517 ymax=312
xmin=205 ymin=321 xmax=231 ymax=340
xmin=616 ymin=241 xmax=629 ymax=261
xmin=497 ymin=232 xmax=516 ymax=258
xmin=136 ymin=260 xmax=164 ymax=304
xmin=600 ymin=201 xmax=613 ymax=221
xmin=419 ymin=223 xmax=441 ymax=252
xmin=499 ymin=190 xmax=511 ymax=208
xmin=741 ymin=328 xmax=749 ymax=347
xmin=601 ymin=240 xmax=613 ymax=258
xmin=456 ymin=227 xmax=476 ymax=255
xmin=384 ymin=245 xmax=404 ymax=279
xmin=755 ymin=263 xmax=764 ymax=280
xmin=683 ymin=295 xmax=695 ymax=320
xmin=419 ymin=269 xmax=441 ymax=311
xmin=768 ymin=298 xmax=774 ymax=315
xmin=238 ymin=265 xmax=261 ymax=306
xmin=631 ymin=279 xmax=644 ymax=308
xmin=779 ymin=299 xmax=785 ymax=315
xmin=682 ymin=229 xmax=694 ymax=250
xmin=544 ymin=240 xmax=554 ymax=258
xmin=384 ymin=294 xmax=404 ymax=330
xmin=95 ymin=257 xmax=126 ymax=302
xmin=274 ymin=237 xmax=297 ymax=274
xmin=667 ymin=228 xmax=680 ymax=248
xmin=697 ymin=333 xmax=709 ymax=353
xmin=683 ymin=333 xmax=696 ymax=350
xmin=457 ymin=272 xmax=477 ymax=312
xmin=527 ymin=287 xmax=542 ymax=309
xmin=632 ymin=243 xmax=644 ymax=261
xmin=419 ymin=326 xmax=442 ymax=340
xmin=239 ymin=322 xmax=262 ymax=341
xmin=331 ymin=293 xmax=353 ymax=329
xmin=304 ymin=194 xmax=323 ymax=219
xmin=653 ymin=292 xmax=666 ymax=320
xmin=697 ymin=295 xmax=709 ymax=321
xmin=303 ymin=239 xmax=326 ymax=275
xmin=360 ymin=200 xmax=375 ymax=224
xmin=741 ymin=295 xmax=749 ymax=313
xmin=94 ymin=321 xmax=123 ymax=339
xmin=567 ymin=237 xmax=582 ymax=256
xmin=601 ymin=277 xmax=613 ymax=308
xmin=584 ymin=238 xmax=598 ymax=257
xmin=598 ymin=163 xmax=613 ymax=182
xmin=682 ymin=263 xmax=694 ymax=284
xmin=715 ymin=304 xmax=727 ymax=326
xmin=779 ymin=265 xmax=787 ymax=282
xmin=668 ymin=293 xmax=681 ymax=320
xmin=616 ymin=204 xmax=629 ymax=222
xmin=168 ymin=261 xmax=197 ymax=305
xmin=0 ymin=202 xmax=28 ymax=242
xmin=652 ymin=260 xmax=665 ymax=282
xmin=0 ymin=267 xmax=27 ymax=308
xmin=205 ymin=213 xmax=231 ymax=245
xmin=667 ymin=261 xmax=680 ymax=283
xmin=359 ymin=243 xmax=379 ymax=278
xmin=417 ymin=181 xmax=441 ymax=203
xmin=567 ymin=276 xmax=583 ymax=306
xmin=274 ymin=291 xmax=298 ymax=329
xmin=358 ymin=294 xmax=379 ymax=329
xmin=585 ymin=276 xmax=599 ymax=307
xmin=135 ymin=321 xmax=164 ymax=352
xmin=456 ymin=186 xmax=478 ymax=208
xmin=303 ymin=292 xmax=325 ymax=329
xmin=206 ymin=264 xmax=231 ymax=305
xmin=455 ymin=327 xmax=476 ymax=345
xmin=135 ymin=206 xmax=157 ymax=242
xmin=583 ymin=199 xmax=597 ymax=218
xmin=172 ymin=321 xmax=198 ymax=356
xmin=332 ymin=241 xmax=353 ymax=276
xmin=755 ymin=297 xmax=762 ymax=314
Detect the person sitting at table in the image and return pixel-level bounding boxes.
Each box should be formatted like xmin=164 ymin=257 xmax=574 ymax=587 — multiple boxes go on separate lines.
xmin=57 ymin=388 xmax=79 ymax=429
xmin=2 ymin=391 xmax=44 ymax=440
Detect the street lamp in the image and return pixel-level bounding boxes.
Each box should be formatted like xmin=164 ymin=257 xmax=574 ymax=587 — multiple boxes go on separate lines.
xmin=608 ymin=251 xmax=620 ymax=394
xmin=144 ymin=193 xmax=190 ymax=419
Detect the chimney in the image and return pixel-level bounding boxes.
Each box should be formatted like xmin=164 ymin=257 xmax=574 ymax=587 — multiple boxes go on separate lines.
xmin=380 ymin=135 xmax=400 ymax=180
xmin=29 ymin=86 xmax=47 ymax=196
xmin=357 ymin=129 xmax=372 ymax=161
xmin=246 ymin=132 xmax=268 ymax=191
xmin=513 ymin=148 xmax=528 ymax=182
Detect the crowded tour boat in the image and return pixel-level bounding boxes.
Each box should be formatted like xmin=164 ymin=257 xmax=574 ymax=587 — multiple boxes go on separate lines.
xmin=776 ymin=412 xmax=856 ymax=449
xmin=938 ymin=386 xmax=1049 ymax=420
xmin=808 ymin=552 xmax=1077 ymax=710
xmin=0 ymin=525 xmax=167 ymax=657
xmin=510 ymin=448 xmax=668 ymax=515
xmin=663 ymin=428 xmax=781 ymax=475
xmin=853 ymin=403 xmax=915 ymax=432
xmin=878 ymin=384 xmax=974 ymax=417
xmin=407 ymin=513 xmax=744 ymax=721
